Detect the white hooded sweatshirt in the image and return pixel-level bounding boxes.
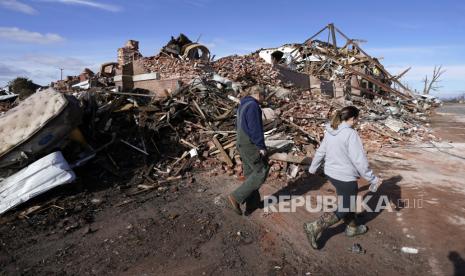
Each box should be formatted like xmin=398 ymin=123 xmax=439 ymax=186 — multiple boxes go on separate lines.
xmin=308 ymin=122 xmax=379 ymax=185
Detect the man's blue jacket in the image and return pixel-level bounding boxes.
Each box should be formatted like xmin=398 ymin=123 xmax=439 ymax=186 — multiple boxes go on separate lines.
xmin=236 ymin=96 xmax=266 ymax=150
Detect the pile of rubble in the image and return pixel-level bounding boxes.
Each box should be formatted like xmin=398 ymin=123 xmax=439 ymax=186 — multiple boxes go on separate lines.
xmin=140 ymin=55 xmax=211 ymax=80
xmin=160 ymin=33 xmax=210 ymax=61
xmin=0 ymin=25 xmax=440 ymax=215
xmin=0 ymin=88 xmax=18 ymax=114
xmin=258 ymin=23 xmax=415 ymax=100
xmin=213 ymin=54 xmax=283 ymax=87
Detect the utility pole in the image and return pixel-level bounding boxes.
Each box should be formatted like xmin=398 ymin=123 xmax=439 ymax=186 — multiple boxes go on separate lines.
xmin=60 ymin=68 xmax=64 ymax=81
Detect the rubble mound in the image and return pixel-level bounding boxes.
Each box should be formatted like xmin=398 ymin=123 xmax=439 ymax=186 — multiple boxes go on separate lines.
xmin=0 ymin=27 xmax=441 ymax=215
xmin=140 ymin=55 xmax=212 ymax=80
xmin=213 ymin=53 xmax=282 ymax=87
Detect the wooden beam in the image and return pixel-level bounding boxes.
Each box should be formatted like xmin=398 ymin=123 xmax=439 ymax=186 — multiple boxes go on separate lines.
xmin=304 ymin=25 xmax=329 ymax=45
xmin=328 ymin=23 xmax=337 ymax=50
xmin=335 ymin=26 xmax=414 ymax=97
xmin=335 ymin=60 xmax=409 ymax=99
xmin=350 ymin=85 xmax=391 ymax=100
xmin=212 ymin=136 xmax=234 ymax=167
xmin=171 ymin=151 xmax=189 ymax=167
xmin=99 ymin=90 xmax=157 ymax=98
xmin=290 ymin=24 xmax=329 ymax=56
xmin=180 ymin=139 xmax=198 ymax=149
xmin=391 ymin=67 xmax=411 ymax=80
xmin=282 ymin=118 xmax=319 ymax=143
xmin=367 ymin=125 xmax=402 ymax=141
xmin=192 ymin=100 xmax=207 ymax=120
xmin=269 ymin=152 xmax=311 ymax=165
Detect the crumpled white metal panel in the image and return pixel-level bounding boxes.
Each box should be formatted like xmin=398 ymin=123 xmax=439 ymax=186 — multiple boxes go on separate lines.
xmin=0 ymin=151 xmax=75 ymax=214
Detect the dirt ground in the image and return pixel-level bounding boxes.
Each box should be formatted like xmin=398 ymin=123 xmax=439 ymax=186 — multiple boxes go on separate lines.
xmin=1 ymin=103 xmax=465 ymax=276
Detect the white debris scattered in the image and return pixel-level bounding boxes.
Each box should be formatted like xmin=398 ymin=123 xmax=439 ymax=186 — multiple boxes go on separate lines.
xmin=384 ymin=117 xmax=405 ymax=132
xmin=401 ymin=247 xmax=419 ymax=254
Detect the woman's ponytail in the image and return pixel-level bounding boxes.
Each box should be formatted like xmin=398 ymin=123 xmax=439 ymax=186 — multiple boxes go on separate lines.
xmin=330 ymin=110 xmax=342 ymax=129
xmin=330 ymin=106 xmax=360 ymax=129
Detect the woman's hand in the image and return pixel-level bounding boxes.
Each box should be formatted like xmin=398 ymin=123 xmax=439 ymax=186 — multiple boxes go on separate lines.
xmin=308 ymin=166 xmax=324 ymax=177
xmin=369 ymin=177 xmax=383 ymax=193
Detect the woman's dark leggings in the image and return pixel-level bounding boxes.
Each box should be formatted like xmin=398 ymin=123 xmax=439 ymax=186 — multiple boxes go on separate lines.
xmin=327 ymin=175 xmax=358 ymax=220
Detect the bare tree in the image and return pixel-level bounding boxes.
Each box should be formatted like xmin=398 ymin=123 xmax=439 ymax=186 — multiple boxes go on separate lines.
xmin=422 ymin=65 xmax=446 ymax=95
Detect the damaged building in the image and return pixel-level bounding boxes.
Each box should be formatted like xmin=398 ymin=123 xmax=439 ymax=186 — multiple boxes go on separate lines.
xmin=0 ymin=27 xmax=440 ymax=215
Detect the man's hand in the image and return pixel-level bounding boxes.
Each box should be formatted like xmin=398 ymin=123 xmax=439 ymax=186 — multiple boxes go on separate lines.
xmin=369 ymin=177 xmax=383 ymax=193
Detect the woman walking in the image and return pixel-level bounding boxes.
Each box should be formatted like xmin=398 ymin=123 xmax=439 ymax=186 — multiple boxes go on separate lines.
xmin=304 ymin=106 xmax=382 ymax=250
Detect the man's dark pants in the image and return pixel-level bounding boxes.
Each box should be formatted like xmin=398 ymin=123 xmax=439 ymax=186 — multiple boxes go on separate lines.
xmin=232 ymin=142 xmax=269 ymax=208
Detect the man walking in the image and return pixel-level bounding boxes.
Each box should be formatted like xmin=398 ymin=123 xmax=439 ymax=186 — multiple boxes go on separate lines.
xmin=228 ymin=85 xmax=269 ymax=216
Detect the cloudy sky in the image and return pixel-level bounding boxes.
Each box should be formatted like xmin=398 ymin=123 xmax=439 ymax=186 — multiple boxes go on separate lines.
xmin=0 ymin=0 xmax=464 ymax=98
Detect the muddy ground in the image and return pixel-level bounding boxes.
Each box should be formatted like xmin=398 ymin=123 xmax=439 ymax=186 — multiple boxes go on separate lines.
xmin=1 ymin=103 xmax=465 ymax=276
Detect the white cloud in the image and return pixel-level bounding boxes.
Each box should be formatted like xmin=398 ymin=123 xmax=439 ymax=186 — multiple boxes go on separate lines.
xmin=0 ymin=62 xmax=29 ymax=85
xmin=0 ymin=63 xmax=27 ymax=76
xmin=1 ymin=0 xmax=121 ymax=14
xmin=23 ymin=54 xmax=88 ymax=70
xmin=0 ymin=27 xmax=65 ymax=44
xmin=43 ymin=0 xmax=121 ymax=12
xmin=0 ymin=0 xmax=37 ymax=14
xmin=0 ymin=54 xmax=101 ymax=86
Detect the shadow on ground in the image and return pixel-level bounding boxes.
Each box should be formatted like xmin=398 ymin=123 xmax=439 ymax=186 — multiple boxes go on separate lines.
xmin=449 ymin=251 xmax=465 ymax=276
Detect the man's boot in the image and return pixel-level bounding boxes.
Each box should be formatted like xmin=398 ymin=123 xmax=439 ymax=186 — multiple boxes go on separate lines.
xmin=244 ymin=190 xmax=262 ymax=216
xmin=228 ymin=194 xmax=242 ymax=216
xmin=344 ymin=213 xmax=368 ymax=237
xmin=303 ymin=212 xmax=340 ymax=249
